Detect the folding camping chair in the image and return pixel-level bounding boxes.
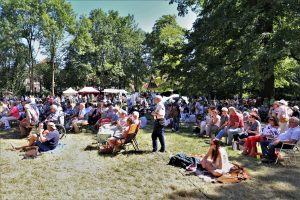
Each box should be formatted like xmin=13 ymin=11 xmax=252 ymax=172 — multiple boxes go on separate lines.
xmin=275 ymin=140 xmax=300 ymax=165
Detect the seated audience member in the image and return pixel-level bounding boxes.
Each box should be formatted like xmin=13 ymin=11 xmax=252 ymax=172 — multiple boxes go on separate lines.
xmin=13 ymin=122 xmax=59 ymax=152
xmin=243 ymin=117 xmax=279 ymax=157
xmin=45 ymin=104 xmax=59 ymax=123
xmin=251 ymin=108 xmax=261 ymax=122
xmin=139 ymin=113 xmax=148 ymax=129
xmin=19 ymin=104 xmax=39 ymax=137
xmin=206 ymin=109 xmax=221 ymax=138
xmin=200 ymin=139 xmax=231 ymax=177
xmin=88 ymin=102 xmax=103 ymax=125
xmin=107 ymin=117 xmax=135 ymax=149
xmin=115 ymin=109 xmax=128 ymax=131
xmin=215 ymin=107 xmax=244 ymax=145
xmin=233 ymin=113 xmax=261 ymax=142
xmin=216 ymin=107 xmax=229 ymax=136
xmin=199 ymin=107 xmax=212 ymax=136
xmin=0 ymin=102 xmax=20 ymax=130
xmin=292 ymin=106 xmax=300 ymax=118
xmin=260 ymin=117 xmax=300 ymax=163
xmin=132 ymin=111 xmax=140 ymax=125
xmin=71 ymin=103 xmax=87 ymax=133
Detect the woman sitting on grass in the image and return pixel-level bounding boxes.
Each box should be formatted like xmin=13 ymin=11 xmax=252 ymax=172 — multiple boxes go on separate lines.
xmin=200 ymin=139 xmax=231 ymax=177
xmin=107 ymin=117 xmax=135 ymax=149
xmin=242 ymin=117 xmax=280 ymax=157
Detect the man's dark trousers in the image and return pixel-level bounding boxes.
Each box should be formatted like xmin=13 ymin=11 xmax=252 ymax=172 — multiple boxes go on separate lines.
xmin=152 ymin=119 xmax=165 ymax=152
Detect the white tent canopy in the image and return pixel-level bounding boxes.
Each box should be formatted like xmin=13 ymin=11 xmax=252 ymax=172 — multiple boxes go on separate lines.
xmin=62 ymin=87 xmax=78 ymax=96
xmin=103 ymin=88 xmax=128 ymax=94
xmin=78 ymin=87 xmax=100 ymax=94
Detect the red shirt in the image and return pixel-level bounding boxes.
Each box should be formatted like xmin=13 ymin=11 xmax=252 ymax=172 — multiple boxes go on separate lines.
xmin=10 ymin=106 xmax=20 ymax=119
xmin=229 ymin=114 xmax=244 ymax=128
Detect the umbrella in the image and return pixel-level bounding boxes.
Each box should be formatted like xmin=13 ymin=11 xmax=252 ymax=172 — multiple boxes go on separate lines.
xmin=78 ymin=87 xmax=100 ymax=94
xmin=63 ymin=87 xmax=78 ymax=96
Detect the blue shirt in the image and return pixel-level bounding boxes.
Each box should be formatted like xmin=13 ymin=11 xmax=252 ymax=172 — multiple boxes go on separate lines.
xmin=278 ymin=126 xmax=300 ymax=142
xmin=45 ymin=130 xmax=60 ymax=150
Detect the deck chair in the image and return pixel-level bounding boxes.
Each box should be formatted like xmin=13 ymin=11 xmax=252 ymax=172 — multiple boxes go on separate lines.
xmin=113 ymin=123 xmax=139 ymax=153
xmin=275 ymin=140 xmax=300 ymax=165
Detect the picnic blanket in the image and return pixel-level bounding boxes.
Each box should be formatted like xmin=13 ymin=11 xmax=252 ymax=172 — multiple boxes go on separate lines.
xmin=41 ymin=143 xmax=66 ymax=154
xmin=168 ymin=153 xmax=250 ymax=184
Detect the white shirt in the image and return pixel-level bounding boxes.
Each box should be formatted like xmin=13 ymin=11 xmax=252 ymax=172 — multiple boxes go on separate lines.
xmin=262 ymin=124 xmax=280 ymax=138
xmin=154 ymin=101 xmax=165 ymax=119
xmin=278 ymin=126 xmax=300 ymax=141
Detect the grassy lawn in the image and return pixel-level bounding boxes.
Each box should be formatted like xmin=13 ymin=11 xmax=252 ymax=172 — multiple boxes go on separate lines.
xmin=0 ymin=123 xmax=299 ymax=200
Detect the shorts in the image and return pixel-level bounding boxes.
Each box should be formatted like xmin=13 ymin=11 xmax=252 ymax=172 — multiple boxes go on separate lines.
xmin=35 ymin=140 xmax=52 ymax=152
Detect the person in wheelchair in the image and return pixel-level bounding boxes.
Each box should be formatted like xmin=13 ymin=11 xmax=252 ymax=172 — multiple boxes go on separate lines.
xmin=45 ymin=104 xmax=59 ymax=123
xmin=260 ymin=117 xmax=300 ymax=163
xmin=13 ymin=122 xmax=60 ymax=152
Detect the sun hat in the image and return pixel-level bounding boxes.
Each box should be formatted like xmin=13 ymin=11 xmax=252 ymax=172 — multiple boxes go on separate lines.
xmin=293 ymin=106 xmax=299 ymax=111
xmin=47 ymin=122 xmax=57 ymax=130
xmin=278 ymin=99 xmax=288 ymax=106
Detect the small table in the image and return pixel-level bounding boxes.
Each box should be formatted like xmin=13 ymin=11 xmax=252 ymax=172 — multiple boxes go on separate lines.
xmin=97 ymin=124 xmax=122 ymax=144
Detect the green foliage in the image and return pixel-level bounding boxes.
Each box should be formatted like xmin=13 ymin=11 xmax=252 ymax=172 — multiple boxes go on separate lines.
xmin=170 ymin=0 xmax=300 ymax=99
xmin=144 ymin=15 xmax=186 ymax=92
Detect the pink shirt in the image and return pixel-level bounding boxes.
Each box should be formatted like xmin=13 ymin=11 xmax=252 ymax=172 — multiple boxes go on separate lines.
xmin=10 ymin=106 xmax=20 ymax=119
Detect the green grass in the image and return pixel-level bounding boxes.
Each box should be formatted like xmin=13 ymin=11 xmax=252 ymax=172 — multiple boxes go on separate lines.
xmin=0 ymin=124 xmax=299 ymax=200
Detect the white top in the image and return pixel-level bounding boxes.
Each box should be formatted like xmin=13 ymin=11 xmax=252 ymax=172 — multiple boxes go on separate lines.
xmin=211 ymin=115 xmax=221 ymax=127
xmin=154 ymin=101 xmax=165 ymax=119
xmin=278 ymin=126 xmax=300 ymax=141
xmin=220 ymin=147 xmax=232 ymax=174
xmin=262 ymin=124 xmax=280 ymax=138
xmin=278 ymin=105 xmax=289 ymax=121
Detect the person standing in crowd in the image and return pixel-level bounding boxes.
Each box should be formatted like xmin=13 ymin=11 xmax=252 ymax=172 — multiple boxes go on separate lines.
xmin=171 ymin=102 xmax=180 ymax=132
xmin=277 ymin=99 xmax=289 ymax=133
xmin=151 ymin=95 xmax=166 ymax=153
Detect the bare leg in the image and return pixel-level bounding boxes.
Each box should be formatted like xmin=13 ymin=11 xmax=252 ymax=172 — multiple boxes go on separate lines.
xmin=15 ymin=134 xmax=38 ymax=150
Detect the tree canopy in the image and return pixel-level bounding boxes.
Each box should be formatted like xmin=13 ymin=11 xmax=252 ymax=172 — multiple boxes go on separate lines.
xmin=0 ymin=0 xmax=299 ymax=99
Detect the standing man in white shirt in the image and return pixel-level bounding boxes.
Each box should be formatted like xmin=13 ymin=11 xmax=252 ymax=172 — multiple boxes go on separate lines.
xmin=151 ymin=95 xmax=166 ymax=153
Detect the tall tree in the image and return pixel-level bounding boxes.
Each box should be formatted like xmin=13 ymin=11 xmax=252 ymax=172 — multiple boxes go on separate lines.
xmin=170 ymin=0 xmax=300 ymax=98
xmin=144 ymin=15 xmax=186 ymax=92
xmin=41 ymin=0 xmax=76 ymax=95
xmin=1 ymin=0 xmax=43 ymax=94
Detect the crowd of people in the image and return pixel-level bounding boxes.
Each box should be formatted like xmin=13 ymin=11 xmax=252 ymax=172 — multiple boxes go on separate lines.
xmin=0 ymin=93 xmax=300 ymax=175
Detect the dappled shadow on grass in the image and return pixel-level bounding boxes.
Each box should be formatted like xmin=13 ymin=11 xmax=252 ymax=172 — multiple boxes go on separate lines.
xmin=166 ymin=164 xmax=300 ymax=200
xmin=0 ymin=128 xmax=23 ymax=139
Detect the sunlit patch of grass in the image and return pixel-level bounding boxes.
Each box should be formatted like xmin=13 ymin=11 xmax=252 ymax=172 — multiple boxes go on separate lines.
xmin=0 ymin=126 xmax=299 ymax=200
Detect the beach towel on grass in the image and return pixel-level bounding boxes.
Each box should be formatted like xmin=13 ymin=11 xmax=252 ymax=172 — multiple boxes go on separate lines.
xmin=169 ymin=154 xmax=250 ymax=184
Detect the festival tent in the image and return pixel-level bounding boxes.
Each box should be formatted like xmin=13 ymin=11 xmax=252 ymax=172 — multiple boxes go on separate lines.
xmin=78 ymin=87 xmax=100 ymax=94
xmin=103 ymin=88 xmax=128 ymax=94
xmin=62 ymin=87 xmax=78 ymax=96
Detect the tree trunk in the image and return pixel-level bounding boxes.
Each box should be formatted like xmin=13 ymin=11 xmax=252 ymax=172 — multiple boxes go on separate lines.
xmin=260 ymin=64 xmax=275 ymax=99
xmin=51 ymin=56 xmax=55 ymax=96
xmin=27 ymin=38 xmax=34 ymax=95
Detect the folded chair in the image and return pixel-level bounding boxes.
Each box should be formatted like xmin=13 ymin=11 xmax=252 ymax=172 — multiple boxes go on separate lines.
xmin=275 ymin=140 xmax=300 ymax=165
